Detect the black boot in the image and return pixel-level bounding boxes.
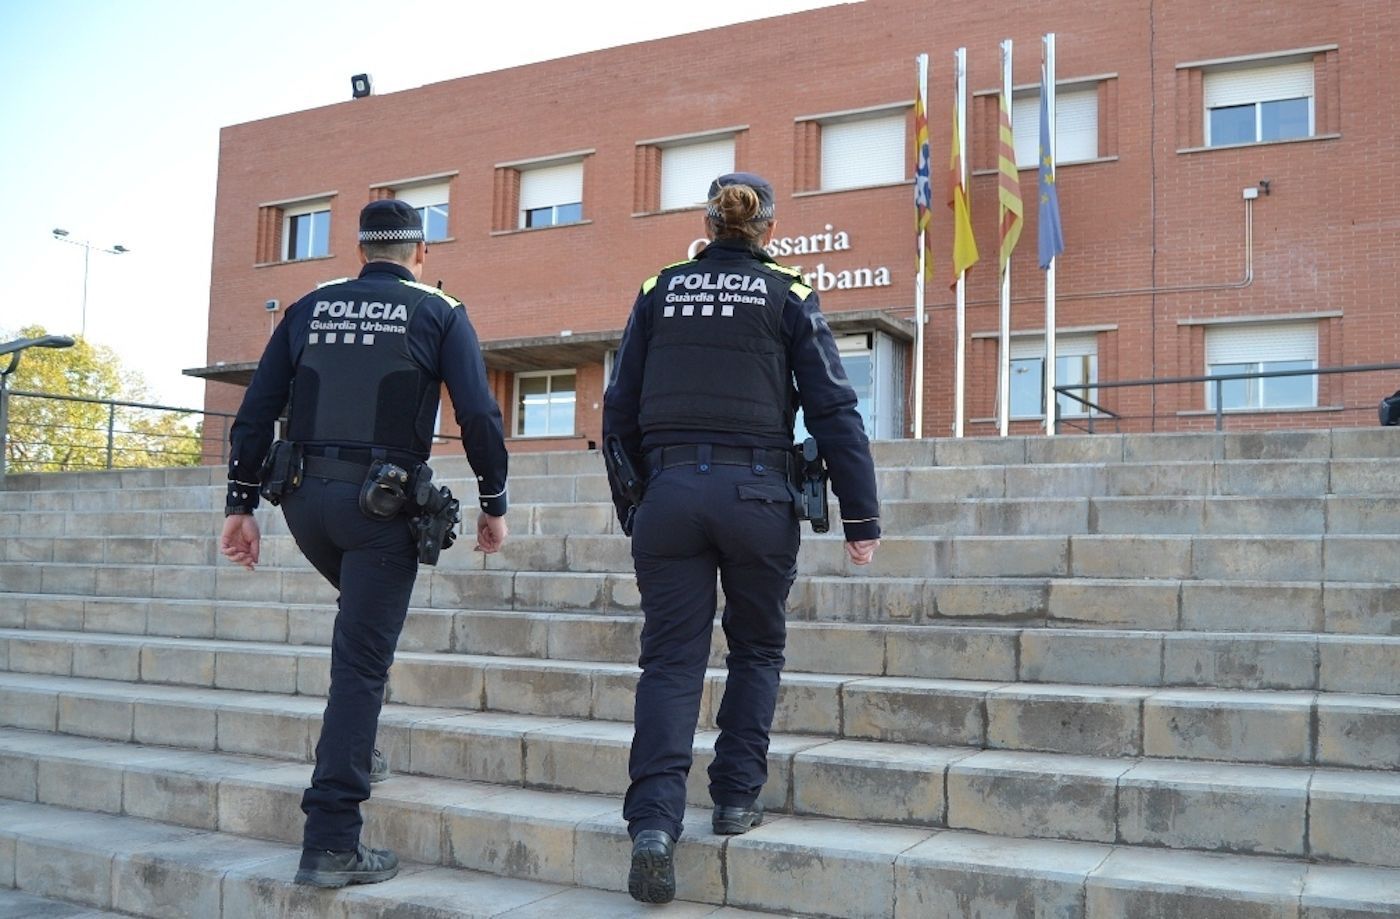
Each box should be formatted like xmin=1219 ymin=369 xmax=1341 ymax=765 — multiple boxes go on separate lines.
xmin=369 ymin=747 xmax=390 ymax=784
xmin=627 ymin=829 xmax=676 ymax=904
xmin=712 ymin=804 xmax=763 ymax=835
xmin=294 ymin=843 xmax=399 ymax=888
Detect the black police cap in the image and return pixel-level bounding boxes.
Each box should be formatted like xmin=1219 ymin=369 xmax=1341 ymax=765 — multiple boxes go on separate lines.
xmin=358 ymin=199 xmax=424 ymax=243
xmin=706 ymin=172 xmax=775 ymax=221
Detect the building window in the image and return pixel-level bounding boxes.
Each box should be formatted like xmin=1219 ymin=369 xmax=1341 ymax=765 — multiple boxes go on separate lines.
xmin=1205 ymin=322 xmax=1317 ymax=410
xmin=1012 ymin=84 xmax=1100 ymax=167
xmin=794 ymin=331 xmax=905 ymax=440
xmin=519 ymin=161 xmax=584 ymax=229
xmin=1205 ymin=60 xmax=1313 ymax=146
xmin=515 ymin=370 xmax=576 ymax=437
xmin=393 ymin=182 xmax=450 ymax=241
xmin=283 ymin=202 xmax=330 ymax=261
xmin=659 ymin=137 xmax=735 ymax=211
xmin=820 ymin=112 xmax=905 ymax=191
xmin=1010 ymin=335 xmax=1098 ymax=419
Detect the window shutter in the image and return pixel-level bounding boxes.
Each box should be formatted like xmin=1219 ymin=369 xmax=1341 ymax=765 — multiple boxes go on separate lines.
xmin=660 ymin=138 xmax=734 ymax=210
xmin=1014 ymin=86 xmax=1098 ymax=167
xmin=519 ymin=162 xmax=583 ymax=211
xmin=1205 ymin=322 xmax=1318 ymax=364
xmin=395 ymin=182 xmax=449 ymax=209
xmin=821 ymin=113 xmax=905 ymax=190
xmin=1204 ymin=61 xmax=1313 ymax=108
xmin=1011 ymin=333 xmax=1097 ymax=359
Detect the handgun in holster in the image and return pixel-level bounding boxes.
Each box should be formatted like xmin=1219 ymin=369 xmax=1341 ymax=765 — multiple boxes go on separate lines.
xmin=258 ymin=440 xmax=304 ymax=506
xmin=603 ymin=435 xmax=645 ymax=536
xmin=409 ymin=464 xmax=460 ymax=566
xmin=792 ymin=437 xmax=830 ymax=534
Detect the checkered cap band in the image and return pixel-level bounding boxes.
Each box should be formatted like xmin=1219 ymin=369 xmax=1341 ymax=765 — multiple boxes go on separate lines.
xmin=706 ymin=203 xmax=774 ymax=221
xmin=359 ymin=228 xmax=424 ymax=242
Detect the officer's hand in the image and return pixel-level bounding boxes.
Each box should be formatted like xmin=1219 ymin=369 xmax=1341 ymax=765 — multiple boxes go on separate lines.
xmin=220 ymin=514 xmax=261 ymax=571
xmin=475 ymin=512 xmax=508 ymax=554
xmin=844 ymin=539 xmax=879 ymax=566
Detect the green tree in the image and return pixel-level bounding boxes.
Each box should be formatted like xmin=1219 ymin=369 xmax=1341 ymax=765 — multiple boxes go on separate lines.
xmin=3 ymin=325 xmax=203 ymax=473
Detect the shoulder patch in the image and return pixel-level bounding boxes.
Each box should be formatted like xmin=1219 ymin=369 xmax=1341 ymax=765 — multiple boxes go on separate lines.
xmin=765 ymin=262 xmax=802 ymax=278
xmin=399 ymin=278 xmax=462 ymax=307
xmin=641 ymin=276 xmax=659 ymax=295
xmin=791 ymin=282 xmax=814 ymax=301
xmin=315 ymin=277 xmax=352 ymax=289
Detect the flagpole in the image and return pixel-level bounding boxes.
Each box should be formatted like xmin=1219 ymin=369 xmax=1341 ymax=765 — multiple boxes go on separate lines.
xmin=914 ymin=52 xmax=929 ymax=439
xmin=1044 ymin=33 xmax=1057 ymax=435
xmin=998 ymin=39 xmax=1013 ymax=437
xmin=954 ymin=48 xmax=968 ymax=438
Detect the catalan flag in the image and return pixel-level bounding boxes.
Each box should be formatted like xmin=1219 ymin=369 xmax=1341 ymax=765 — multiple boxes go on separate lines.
xmin=913 ymin=60 xmax=933 ymax=280
xmin=948 ymin=103 xmax=979 ymax=288
xmin=997 ymin=90 xmax=1024 ymax=273
xmin=1037 ymin=66 xmax=1065 ymax=269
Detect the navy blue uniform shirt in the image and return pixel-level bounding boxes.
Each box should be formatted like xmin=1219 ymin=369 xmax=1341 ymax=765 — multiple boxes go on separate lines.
xmin=227 ymin=261 xmax=508 ymax=516
xmin=604 ymin=239 xmax=880 ymax=542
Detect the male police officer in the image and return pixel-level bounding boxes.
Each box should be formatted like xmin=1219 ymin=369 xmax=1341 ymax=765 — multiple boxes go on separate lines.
xmin=603 ymin=172 xmax=879 ymax=904
xmin=220 ymin=198 xmax=509 ymax=888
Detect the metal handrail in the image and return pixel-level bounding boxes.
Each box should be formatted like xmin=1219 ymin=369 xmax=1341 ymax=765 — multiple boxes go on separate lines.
xmin=1051 ymin=361 xmax=1400 ymax=433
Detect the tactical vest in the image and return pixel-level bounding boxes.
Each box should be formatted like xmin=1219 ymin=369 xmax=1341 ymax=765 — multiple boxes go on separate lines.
xmin=285 ymin=280 xmax=438 ymax=455
xmin=638 ymin=256 xmax=797 ymax=439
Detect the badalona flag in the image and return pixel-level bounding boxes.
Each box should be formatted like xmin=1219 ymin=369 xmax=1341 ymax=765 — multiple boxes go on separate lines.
xmin=997 ymin=90 xmax=1024 ymax=272
xmin=914 ymin=68 xmax=933 ymax=279
xmin=948 ymin=104 xmax=979 ymax=288
xmin=1037 ymin=67 xmax=1065 ymax=269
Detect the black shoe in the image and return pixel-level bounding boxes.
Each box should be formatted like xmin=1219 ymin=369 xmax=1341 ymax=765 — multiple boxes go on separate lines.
xmin=712 ymin=805 xmax=763 ymax=835
xmin=627 ymin=830 xmax=676 ymax=904
xmin=369 ymin=748 xmax=390 ymax=784
xmin=294 ymin=843 xmax=399 ymax=888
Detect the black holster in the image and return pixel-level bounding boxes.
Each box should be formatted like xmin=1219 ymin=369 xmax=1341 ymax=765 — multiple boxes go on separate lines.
xmin=409 ymin=464 xmax=460 ymax=565
xmin=603 ymin=435 xmax=646 ymax=536
xmin=791 ymin=437 xmax=830 ymax=534
xmin=258 ymin=441 xmax=304 ymax=506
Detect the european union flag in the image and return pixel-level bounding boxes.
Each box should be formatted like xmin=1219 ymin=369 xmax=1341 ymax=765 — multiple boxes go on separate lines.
xmin=1037 ymin=75 xmax=1064 ymax=270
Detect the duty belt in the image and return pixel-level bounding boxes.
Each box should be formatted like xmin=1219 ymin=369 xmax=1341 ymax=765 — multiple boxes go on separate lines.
xmin=302 ymin=455 xmax=372 ymax=484
xmin=645 ymin=444 xmax=792 ymax=475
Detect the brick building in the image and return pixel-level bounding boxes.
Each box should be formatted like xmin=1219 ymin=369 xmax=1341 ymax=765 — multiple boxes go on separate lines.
xmin=191 ymin=0 xmax=1399 ymax=453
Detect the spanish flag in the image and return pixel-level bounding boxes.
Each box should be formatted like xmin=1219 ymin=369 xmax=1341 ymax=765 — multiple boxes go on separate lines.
xmin=948 ymin=104 xmax=979 ymax=288
xmin=997 ymin=90 xmax=1024 ymax=273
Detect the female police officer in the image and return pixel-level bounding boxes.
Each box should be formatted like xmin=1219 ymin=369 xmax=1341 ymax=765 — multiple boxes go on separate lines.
xmin=603 ymin=172 xmax=880 ymax=904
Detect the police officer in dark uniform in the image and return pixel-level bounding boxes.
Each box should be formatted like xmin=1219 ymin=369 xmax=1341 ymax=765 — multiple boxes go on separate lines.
xmin=220 ymin=199 xmax=509 ymax=888
xmin=603 ymin=173 xmax=880 ymax=904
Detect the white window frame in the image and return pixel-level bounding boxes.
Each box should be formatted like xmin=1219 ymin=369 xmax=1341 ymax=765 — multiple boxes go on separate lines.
xmin=282 ymin=199 xmax=332 ymax=261
xmin=1204 ymin=321 xmax=1318 ymax=410
xmin=1012 ymin=83 xmax=1100 ymax=168
xmin=1204 ymin=59 xmax=1315 ymax=147
xmin=658 ymin=135 xmax=736 ymax=211
xmin=1009 ymin=334 xmax=1099 ymax=419
xmin=513 ymin=369 xmax=577 ymax=438
xmin=394 ymin=182 xmax=451 ymax=242
xmin=819 ymin=111 xmax=906 ymax=192
xmin=518 ymin=160 xmax=585 ymax=229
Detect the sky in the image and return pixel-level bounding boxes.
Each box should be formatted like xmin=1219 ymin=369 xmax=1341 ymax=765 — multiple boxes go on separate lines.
xmin=0 ymin=0 xmax=849 ymax=406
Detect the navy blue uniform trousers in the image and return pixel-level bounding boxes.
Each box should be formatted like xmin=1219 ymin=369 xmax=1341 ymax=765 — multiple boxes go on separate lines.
xmin=280 ymin=475 xmax=418 ymax=851
xmin=623 ymin=458 xmax=800 ymax=841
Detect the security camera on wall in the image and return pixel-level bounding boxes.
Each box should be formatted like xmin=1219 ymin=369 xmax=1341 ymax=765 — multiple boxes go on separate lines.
xmin=265 ymin=299 xmax=280 ymax=313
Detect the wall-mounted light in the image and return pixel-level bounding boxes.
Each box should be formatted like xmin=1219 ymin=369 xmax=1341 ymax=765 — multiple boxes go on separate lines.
xmin=351 ymin=74 xmax=373 ymax=99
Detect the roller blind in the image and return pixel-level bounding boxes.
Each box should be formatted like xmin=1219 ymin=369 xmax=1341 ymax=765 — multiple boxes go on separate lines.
xmin=660 ymin=138 xmax=734 ymax=210
xmin=519 ymin=162 xmax=582 ymax=211
xmin=1011 ymin=333 xmax=1097 ymax=359
xmin=1206 ymin=321 xmax=1317 ymax=364
xmin=1013 ymin=86 xmax=1098 ymax=167
xmin=395 ymin=182 xmax=448 ymax=209
xmin=821 ymin=113 xmax=906 ymax=190
xmin=1204 ymin=60 xmax=1314 ymax=108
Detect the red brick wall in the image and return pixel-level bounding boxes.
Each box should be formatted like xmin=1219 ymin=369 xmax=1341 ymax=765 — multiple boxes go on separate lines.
xmin=203 ymin=0 xmax=1400 ymax=450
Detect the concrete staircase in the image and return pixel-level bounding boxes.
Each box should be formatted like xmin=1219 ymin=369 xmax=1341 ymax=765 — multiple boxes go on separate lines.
xmin=3 ymin=428 xmax=1400 ymax=918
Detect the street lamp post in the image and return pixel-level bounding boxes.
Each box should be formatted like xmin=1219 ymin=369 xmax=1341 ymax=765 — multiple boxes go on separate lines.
xmin=51 ymin=229 xmax=129 ymax=338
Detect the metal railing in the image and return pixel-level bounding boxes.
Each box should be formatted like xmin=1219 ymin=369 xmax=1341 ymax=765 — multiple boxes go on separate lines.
xmin=1051 ymin=361 xmax=1400 ymax=433
xmin=2 ymin=389 xmax=236 ymax=476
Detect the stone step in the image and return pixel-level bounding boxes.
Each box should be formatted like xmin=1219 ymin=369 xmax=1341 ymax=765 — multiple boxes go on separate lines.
xmin=13 ymin=492 xmax=1400 ymax=542
xmin=0 ymin=798 xmax=767 ymax=919
xmin=5 ymin=664 xmax=1400 ymax=772
xmin=10 ymin=612 xmax=1400 ymax=695
xmin=4 ymin=733 xmax=1400 ymax=917
xmin=6 ymin=574 xmax=1399 ymax=634
xmin=0 ymin=886 xmax=130 ymax=918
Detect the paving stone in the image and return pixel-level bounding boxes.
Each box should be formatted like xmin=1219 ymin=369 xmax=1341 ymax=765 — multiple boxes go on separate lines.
xmin=1020 ymin=630 xmax=1163 ymax=686
xmin=1217 ymin=460 xmax=1328 ymax=497
xmin=895 ymin=831 xmax=1110 ymax=919
xmin=791 ymin=740 xmax=965 ymax=824
xmin=985 ymin=685 xmax=1147 ymax=757
xmin=110 ymin=823 xmax=278 ymax=919
xmin=1326 ymin=497 xmax=1400 ymax=536
xmin=216 ymin=763 xmax=314 ymax=844
xmin=1316 ymin=694 xmax=1400 ymax=770
xmin=140 ymin=644 xmax=215 ymax=686
xmin=511 ymin=572 xmax=606 ymax=612
xmin=933 ymin=579 xmax=1047 ymax=623
xmin=951 ymin=536 xmax=1067 ymax=578
xmin=1204 ymin=497 xmax=1325 ymax=536
xmin=1181 ymin=581 xmax=1323 ymax=633
xmin=25 ymin=597 xmax=86 ymax=631
xmin=215 ymin=647 xmax=298 ymax=693
xmin=1106 ymin=462 xmax=1211 ymax=498
xmin=1047 ymin=579 xmax=1180 ymax=629
xmin=122 ymin=750 xmax=272 ymax=830
xmin=72 ymin=642 xmax=141 ymax=682
xmin=216 ymin=705 xmax=313 ymax=761
xmin=144 ymin=600 xmax=214 ymax=639
xmin=1300 ymin=863 xmax=1400 ymax=918
xmin=1318 ymin=636 xmax=1400 ymax=695
xmin=1118 ymin=760 xmax=1309 ymax=855
xmin=484 ymin=661 xmax=597 ymax=718
xmin=388 ymin=656 xmax=486 ymax=710
xmin=522 ymin=720 xmax=632 ymax=794
xmin=58 ymin=693 xmax=133 ymax=742
xmin=0 ymin=685 xmax=58 ymax=731
xmin=1085 ymin=847 xmax=1306 ymax=918
xmin=948 ymin=751 xmax=1128 ymax=842
xmin=1091 ymin=497 xmax=1204 ymax=535
xmin=1143 ymin=689 xmax=1314 ymax=765
xmin=843 ymin=678 xmax=996 ymax=746
xmin=884 ymin=626 xmax=1019 ymax=681
xmin=1194 ymin=536 xmax=1323 ymax=581
xmin=1226 ymin=431 xmax=1331 ymax=461
xmin=442 ymin=787 xmax=614 ymax=884
xmin=9 ymin=638 xmax=72 ymax=676
xmin=1164 ymin=633 xmax=1318 ymax=691
xmin=1072 ymin=535 xmax=1193 ymax=579
xmin=412 ymin=712 xmax=545 ymax=785
xmin=1308 ymin=770 xmax=1400 ymax=868
xmin=132 ymin=696 xmax=219 ymax=750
